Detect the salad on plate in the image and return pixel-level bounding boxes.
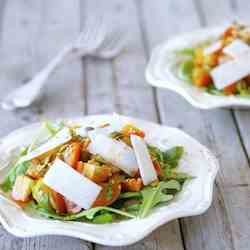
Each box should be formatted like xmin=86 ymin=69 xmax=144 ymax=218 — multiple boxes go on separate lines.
xmin=178 ymin=22 xmax=250 ymax=96
xmin=0 ymin=119 xmax=193 ymax=224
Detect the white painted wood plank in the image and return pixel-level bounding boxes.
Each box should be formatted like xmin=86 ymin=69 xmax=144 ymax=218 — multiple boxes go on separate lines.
xmin=140 ymin=0 xmax=250 ymax=250
xmin=84 ymin=58 xmax=115 ymax=114
xmin=83 ymin=0 xmax=184 ymax=249
xmin=0 ymin=234 xmax=92 ymax=250
xmin=0 ymin=0 xmax=89 ymax=249
xmin=198 ymin=2 xmax=250 ymax=250
xmin=194 ymin=0 xmax=236 ymax=25
xmin=222 ymin=185 xmax=250 ymax=250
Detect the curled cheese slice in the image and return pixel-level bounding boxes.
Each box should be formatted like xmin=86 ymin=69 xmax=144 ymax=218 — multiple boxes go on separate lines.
xmin=19 ymin=127 xmax=72 ymax=163
xmin=130 ymin=135 xmax=157 ymax=185
xmin=87 ymin=131 xmax=138 ymax=176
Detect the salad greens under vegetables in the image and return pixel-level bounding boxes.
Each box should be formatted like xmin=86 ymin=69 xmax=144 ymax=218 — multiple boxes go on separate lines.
xmin=176 ymin=22 xmax=250 ymax=96
xmin=1 ymin=121 xmax=193 ymax=224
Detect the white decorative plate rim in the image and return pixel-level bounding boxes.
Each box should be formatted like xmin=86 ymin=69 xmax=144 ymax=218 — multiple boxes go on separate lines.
xmin=0 ymin=114 xmax=219 ymax=246
xmin=146 ymin=25 xmax=250 ymax=109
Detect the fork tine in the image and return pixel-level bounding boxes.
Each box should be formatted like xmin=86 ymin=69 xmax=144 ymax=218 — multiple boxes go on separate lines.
xmin=83 ymin=13 xmax=104 ymax=41
xmin=75 ymin=13 xmax=104 ymax=50
xmin=100 ymin=28 xmax=123 ymax=52
xmin=77 ymin=13 xmax=101 ymax=43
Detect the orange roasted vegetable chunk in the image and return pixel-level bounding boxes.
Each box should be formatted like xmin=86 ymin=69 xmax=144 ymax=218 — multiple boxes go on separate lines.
xmin=75 ymin=161 xmax=85 ymax=173
xmin=192 ymin=68 xmax=212 ymax=87
xmin=11 ymin=175 xmax=34 ymax=202
xmin=92 ymin=180 xmax=121 ymax=207
xmin=26 ymin=161 xmax=48 ymax=179
xmin=194 ymin=47 xmax=204 ymax=67
xmin=153 ymin=161 xmax=162 ymax=177
xmin=204 ymin=52 xmax=220 ymax=67
xmin=121 ymin=124 xmax=145 ymax=138
xmin=83 ymin=163 xmax=112 ymax=184
xmin=224 ymin=83 xmax=236 ymax=95
xmin=222 ymin=26 xmax=235 ymax=39
xmin=49 ymin=190 xmax=67 ymax=214
xmin=121 ymin=178 xmax=143 ymax=192
xmin=63 ymin=142 xmax=81 ymax=168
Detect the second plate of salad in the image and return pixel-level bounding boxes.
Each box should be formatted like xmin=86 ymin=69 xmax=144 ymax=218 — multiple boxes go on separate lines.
xmin=146 ymin=22 xmax=250 ymax=109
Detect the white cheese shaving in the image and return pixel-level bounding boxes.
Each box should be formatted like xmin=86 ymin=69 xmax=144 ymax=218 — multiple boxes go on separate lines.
xmin=75 ymin=126 xmax=116 ymax=138
xmin=87 ymin=131 xmax=138 ymax=176
xmin=211 ymin=51 xmax=250 ymax=89
xmin=223 ymin=39 xmax=250 ymax=58
xmin=203 ymin=41 xmax=222 ymax=55
xmin=19 ymin=127 xmax=72 ymax=163
xmin=43 ymin=159 xmax=102 ymax=209
xmin=75 ymin=126 xmax=88 ymax=137
xmin=130 ymin=135 xmax=157 ymax=185
xmin=75 ymin=119 xmax=124 ymax=138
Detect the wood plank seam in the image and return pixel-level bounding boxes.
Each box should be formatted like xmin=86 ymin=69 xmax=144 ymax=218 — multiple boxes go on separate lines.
xmin=229 ymin=0 xmax=238 ymax=10
xmin=193 ymin=0 xmax=206 ymax=26
xmin=0 ymin=0 xmax=7 ymax=39
xmin=214 ymin=182 xmax=236 ymax=250
xmin=111 ymin=60 xmax=122 ymax=113
xmin=230 ymin=110 xmax=250 ymax=167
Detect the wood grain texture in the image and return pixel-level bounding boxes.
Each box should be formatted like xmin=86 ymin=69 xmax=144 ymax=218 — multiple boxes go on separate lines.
xmin=195 ymin=1 xmax=250 ymax=250
xmin=140 ymin=0 xmax=250 ymax=249
xmin=0 ymin=0 xmax=249 ymax=249
xmin=83 ymin=1 xmax=184 ymax=250
xmin=0 ymin=0 xmax=90 ymax=249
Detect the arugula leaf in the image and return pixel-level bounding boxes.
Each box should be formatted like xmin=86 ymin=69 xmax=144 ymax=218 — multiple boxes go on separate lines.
xmin=35 ymin=206 xmax=136 ymax=221
xmin=106 ymin=182 xmax=113 ymax=200
xmin=31 ymin=180 xmax=52 ymax=211
xmin=119 ymin=191 xmax=142 ymax=199
xmin=163 ymin=168 xmax=193 ymax=181
xmin=175 ymin=48 xmax=195 ymax=57
xmin=161 ymin=180 xmax=181 ymax=190
xmin=1 ymin=161 xmax=30 ymax=192
xmin=174 ymin=172 xmax=194 ymax=181
xmin=126 ymin=203 xmax=141 ymax=212
xmin=164 ymin=146 xmax=184 ymax=169
xmin=206 ymin=84 xmax=224 ymax=96
xmin=147 ymin=145 xmax=165 ymax=166
xmin=92 ymin=213 xmax=113 ymax=224
xmin=147 ymin=145 xmax=184 ymax=169
xmin=43 ymin=121 xmax=64 ymax=136
xmin=38 ymin=193 xmax=50 ymax=210
xmin=139 ymin=181 xmax=181 ymax=218
xmin=178 ymin=60 xmax=194 ymax=82
xmin=236 ymin=81 xmax=250 ymax=97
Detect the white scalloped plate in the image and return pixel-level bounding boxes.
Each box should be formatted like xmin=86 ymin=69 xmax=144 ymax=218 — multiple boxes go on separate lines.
xmin=0 ymin=114 xmax=219 ymax=246
xmin=146 ymin=25 xmax=250 ymax=109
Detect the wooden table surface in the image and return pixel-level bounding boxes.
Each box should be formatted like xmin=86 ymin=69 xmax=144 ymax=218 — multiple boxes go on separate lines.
xmin=0 ymin=0 xmax=250 ymax=249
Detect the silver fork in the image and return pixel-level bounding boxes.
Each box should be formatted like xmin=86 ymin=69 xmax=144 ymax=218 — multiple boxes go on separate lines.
xmin=1 ymin=14 xmax=124 ymax=110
